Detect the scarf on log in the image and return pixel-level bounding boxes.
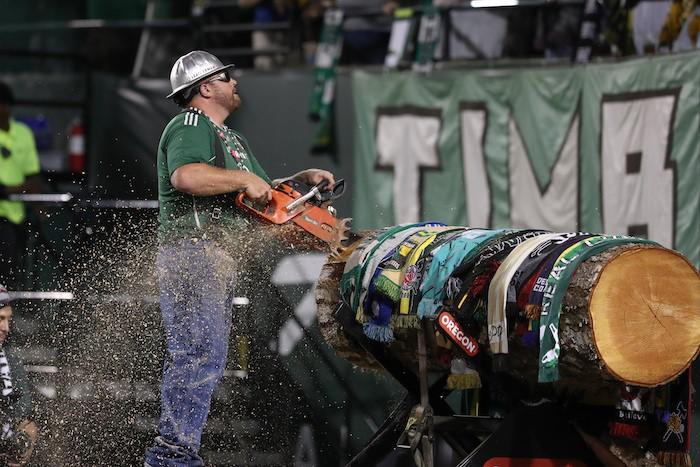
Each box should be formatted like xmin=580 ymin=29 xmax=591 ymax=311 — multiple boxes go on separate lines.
xmin=416 ymin=228 xmax=509 ymax=320
xmin=537 ymin=237 xmax=657 ymax=383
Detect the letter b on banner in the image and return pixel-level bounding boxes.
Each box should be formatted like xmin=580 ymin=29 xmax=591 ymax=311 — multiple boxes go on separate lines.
xmin=601 ymin=93 xmax=677 ymax=247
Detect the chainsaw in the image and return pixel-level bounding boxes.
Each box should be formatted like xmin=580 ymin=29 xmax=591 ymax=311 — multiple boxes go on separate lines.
xmin=235 ymin=178 xmax=351 ymax=248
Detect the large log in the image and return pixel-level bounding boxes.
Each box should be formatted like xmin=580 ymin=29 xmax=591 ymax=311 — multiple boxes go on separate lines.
xmin=315 ymin=236 xmax=700 ymax=395
xmin=274 ymin=222 xmax=699 ymax=464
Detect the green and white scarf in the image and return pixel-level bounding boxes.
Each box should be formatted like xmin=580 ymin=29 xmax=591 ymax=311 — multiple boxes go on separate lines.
xmin=413 ymin=1 xmax=441 ymax=73
xmin=385 ymin=7 xmax=417 ymax=69
xmin=487 ymin=233 xmax=562 ymax=356
xmin=538 ymin=236 xmax=657 ymax=383
xmin=309 ymin=9 xmax=343 ymax=155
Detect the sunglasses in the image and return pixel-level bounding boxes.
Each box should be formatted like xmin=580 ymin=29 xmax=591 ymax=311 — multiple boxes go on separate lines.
xmin=205 ymin=71 xmax=232 ymax=84
xmin=181 ymin=71 xmax=233 ymax=102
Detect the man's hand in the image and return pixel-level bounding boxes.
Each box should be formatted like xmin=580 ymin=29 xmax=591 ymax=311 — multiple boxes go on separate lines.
xmin=243 ymin=172 xmax=272 ymax=204
xmin=297 ymin=169 xmax=335 ymax=189
xmin=0 ymin=175 xmax=41 ymax=199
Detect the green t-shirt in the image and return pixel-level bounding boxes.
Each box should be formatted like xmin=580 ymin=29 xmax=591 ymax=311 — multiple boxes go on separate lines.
xmin=0 ymin=120 xmax=41 ymax=224
xmin=157 ymin=108 xmax=272 ymax=241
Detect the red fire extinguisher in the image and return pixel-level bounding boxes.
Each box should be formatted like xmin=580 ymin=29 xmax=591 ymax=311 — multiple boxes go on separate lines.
xmin=68 ymin=119 xmax=85 ymax=173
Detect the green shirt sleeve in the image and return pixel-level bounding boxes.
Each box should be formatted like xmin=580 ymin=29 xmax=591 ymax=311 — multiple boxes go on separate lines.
xmin=163 ymin=116 xmax=216 ymax=177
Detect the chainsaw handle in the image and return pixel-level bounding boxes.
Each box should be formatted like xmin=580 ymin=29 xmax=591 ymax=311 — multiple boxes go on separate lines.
xmin=317 ymin=178 xmax=345 ymax=203
xmin=235 ymin=190 xmax=268 ymax=211
xmin=236 ymin=191 xmax=252 ymax=209
xmin=315 ymin=179 xmax=330 ymax=192
xmin=330 ymin=178 xmax=345 ymax=199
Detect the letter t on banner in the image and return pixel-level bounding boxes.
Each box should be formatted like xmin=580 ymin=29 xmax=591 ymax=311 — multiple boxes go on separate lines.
xmin=376 ymin=108 xmax=441 ymax=224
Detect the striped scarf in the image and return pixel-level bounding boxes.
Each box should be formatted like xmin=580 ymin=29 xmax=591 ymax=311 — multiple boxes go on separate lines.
xmin=537 ymin=236 xmax=657 ymax=383
xmin=0 ymin=347 xmax=14 ymax=441
xmin=0 ymin=348 xmax=13 ymax=398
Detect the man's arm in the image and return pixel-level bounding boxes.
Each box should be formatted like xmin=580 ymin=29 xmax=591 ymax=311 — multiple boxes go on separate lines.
xmin=171 ymin=163 xmax=272 ymax=203
xmin=0 ymin=175 xmax=41 ymax=198
xmin=1 ymin=123 xmax=42 ymax=199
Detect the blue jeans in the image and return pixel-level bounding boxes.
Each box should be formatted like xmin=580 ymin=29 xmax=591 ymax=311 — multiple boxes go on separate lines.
xmin=144 ymin=238 xmax=237 ymax=466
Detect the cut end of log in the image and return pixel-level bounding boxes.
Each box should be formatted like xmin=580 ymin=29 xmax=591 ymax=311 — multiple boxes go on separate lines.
xmin=588 ymin=247 xmax=700 ymax=387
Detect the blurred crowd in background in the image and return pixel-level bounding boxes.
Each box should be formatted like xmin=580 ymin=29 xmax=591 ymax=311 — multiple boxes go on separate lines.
xmin=1 ymin=0 xmax=697 ymax=76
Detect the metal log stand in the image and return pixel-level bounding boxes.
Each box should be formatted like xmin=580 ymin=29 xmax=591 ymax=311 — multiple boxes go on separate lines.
xmin=333 ymin=301 xmax=619 ymax=466
xmin=335 ymin=303 xmax=499 ymax=467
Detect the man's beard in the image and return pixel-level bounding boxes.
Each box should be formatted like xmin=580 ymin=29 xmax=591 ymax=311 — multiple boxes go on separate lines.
xmin=230 ymin=92 xmax=241 ymax=111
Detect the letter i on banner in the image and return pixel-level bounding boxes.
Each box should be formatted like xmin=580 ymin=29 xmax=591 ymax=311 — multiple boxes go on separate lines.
xmin=413 ymin=0 xmax=442 ymax=73
xmin=385 ymin=7 xmax=417 ymax=69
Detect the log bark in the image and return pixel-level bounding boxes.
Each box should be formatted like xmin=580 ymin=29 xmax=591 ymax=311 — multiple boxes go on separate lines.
xmin=315 ymin=238 xmax=700 ymax=394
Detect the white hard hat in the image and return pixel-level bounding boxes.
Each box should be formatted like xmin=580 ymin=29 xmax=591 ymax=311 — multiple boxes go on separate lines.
xmin=167 ymin=50 xmax=235 ymax=98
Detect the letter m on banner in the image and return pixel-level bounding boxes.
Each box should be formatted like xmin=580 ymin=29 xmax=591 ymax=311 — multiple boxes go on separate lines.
xmin=508 ymin=112 xmax=580 ymax=232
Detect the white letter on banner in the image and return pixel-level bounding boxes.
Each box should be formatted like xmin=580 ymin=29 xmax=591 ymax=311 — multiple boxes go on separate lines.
xmin=508 ymin=115 xmax=579 ymax=232
xmin=376 ymin=108 xmax=441 ymax=224
xmin=459 ymin=104 xmax=491 ymax=228
xmin=601 ymin=93 xmax=676 ymax=247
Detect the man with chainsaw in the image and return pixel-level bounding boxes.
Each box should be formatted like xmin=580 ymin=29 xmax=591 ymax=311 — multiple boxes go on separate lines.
xmin=143 ymin=51 xmax=334 ymax=466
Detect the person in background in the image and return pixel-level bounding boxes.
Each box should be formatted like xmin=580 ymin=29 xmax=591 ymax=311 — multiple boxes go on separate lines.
xmin=299 ymin=0 xmax=331 ymax=64
xmin=338 ymin=0 xmax=399 ymax=65
xmin=239 ymin=0 xmax=295 ymax=69
xmin=658 ymin=0 xmax=699 ymax=51
xmin=0 ymin=83 xmax=41 ymax=290
xmin=143 ymin=50 xmax=335 ymax=466
xmin=0 ymin=285 xmax=38 ymax=467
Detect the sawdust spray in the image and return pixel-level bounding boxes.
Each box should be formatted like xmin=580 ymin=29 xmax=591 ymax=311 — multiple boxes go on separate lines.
xmin=27 ymin=210 xmax=322 ymax=466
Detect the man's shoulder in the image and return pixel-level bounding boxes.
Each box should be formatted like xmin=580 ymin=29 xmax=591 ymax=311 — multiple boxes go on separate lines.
xmin=168 ymin=109 xmax=212 ymax=128
xmin=10 ymin=120 xmax=34 ymax=140
xmin=162 ymin=109 xmax=213 ymax=139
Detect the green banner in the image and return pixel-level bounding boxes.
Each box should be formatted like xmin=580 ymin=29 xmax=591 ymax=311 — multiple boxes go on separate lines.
xmin=352 ymin=51 xmax=700 ymax=266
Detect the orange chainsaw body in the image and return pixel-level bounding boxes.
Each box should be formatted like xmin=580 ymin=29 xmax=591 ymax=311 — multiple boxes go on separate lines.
xmin=235 ymin=182 xmax=337 ymax=244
